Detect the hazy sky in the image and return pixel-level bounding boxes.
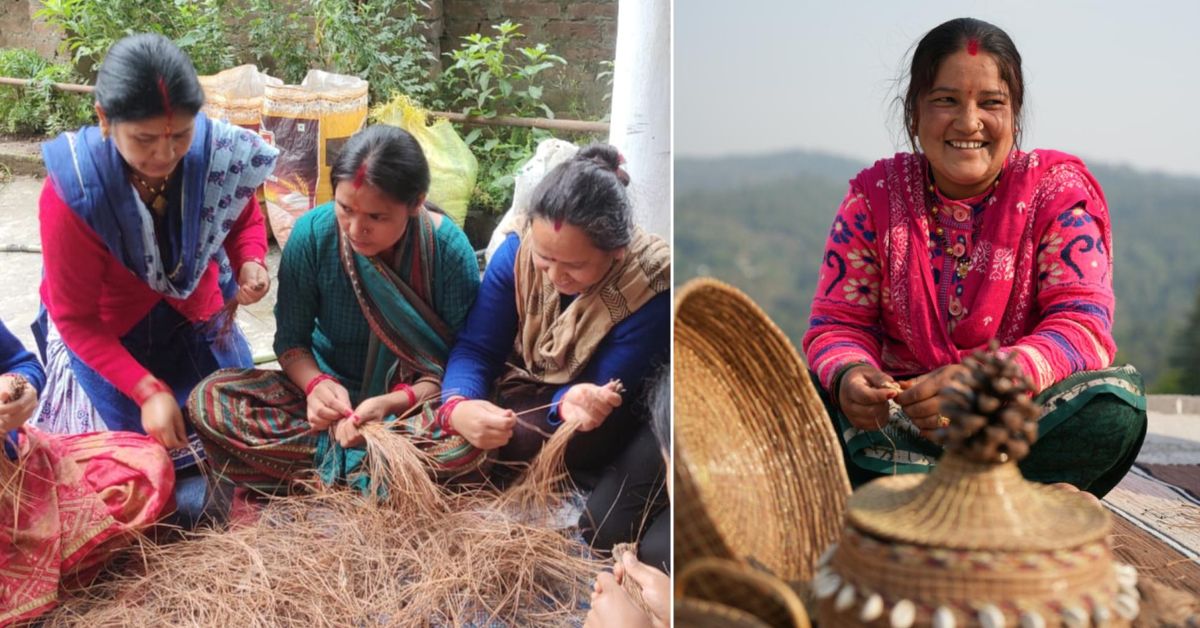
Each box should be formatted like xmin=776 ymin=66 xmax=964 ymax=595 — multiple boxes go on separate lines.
xmin=676 ymin=1 xmax=1200 ymax=177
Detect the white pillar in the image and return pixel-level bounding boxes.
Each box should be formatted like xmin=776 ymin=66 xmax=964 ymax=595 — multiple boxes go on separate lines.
xmin=608 ymin=0 xmax=671 ymax=239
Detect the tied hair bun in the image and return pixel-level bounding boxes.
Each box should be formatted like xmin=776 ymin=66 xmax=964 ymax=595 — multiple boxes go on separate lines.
xmin=576 ymin=144 xmax=630 ymax=187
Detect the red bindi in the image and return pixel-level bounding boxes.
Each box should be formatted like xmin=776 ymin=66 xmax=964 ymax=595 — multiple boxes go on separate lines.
xmin=156 ymin=76 xmax=173 ymax=136
xmin=553 ymin=217 xmax=564 ymax=232
xmin=352 ymin=163 xmax=368 ymax=189
xmin=966 ymin=38 xmax=980 ymax=56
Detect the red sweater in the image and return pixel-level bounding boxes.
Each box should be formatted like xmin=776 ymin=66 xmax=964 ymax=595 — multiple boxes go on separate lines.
xmin=38 ymin=179 xmax=268 ymax=402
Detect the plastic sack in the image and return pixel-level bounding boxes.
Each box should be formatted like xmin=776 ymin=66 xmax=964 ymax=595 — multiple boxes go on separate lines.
xmin=485 ymin=138 xmax=579 ymax=262
xmin=261 ymin=70 xmax=369 ymax=249
xmin=198 ymin=64 xmax=282 ymax=133
xmin=372 ymin=95 xmax=477 ymax=227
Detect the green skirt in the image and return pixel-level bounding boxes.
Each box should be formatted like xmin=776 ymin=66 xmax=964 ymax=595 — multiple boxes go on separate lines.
xmin=815 ymin=365 xmax=1148 ymax=498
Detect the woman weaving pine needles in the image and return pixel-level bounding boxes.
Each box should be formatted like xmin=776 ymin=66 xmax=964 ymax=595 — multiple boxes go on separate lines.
xmin=439 ymin=145 xmax=672 ymax=571
xmin=189 ymin=124 xmax=483 ymax=498
xmin=803 ymin=17 xmax=1146 ymax=496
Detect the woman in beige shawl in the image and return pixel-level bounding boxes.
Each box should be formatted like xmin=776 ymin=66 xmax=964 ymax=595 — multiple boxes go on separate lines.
xmin=438 ymin=144 xmax=671 ymax=571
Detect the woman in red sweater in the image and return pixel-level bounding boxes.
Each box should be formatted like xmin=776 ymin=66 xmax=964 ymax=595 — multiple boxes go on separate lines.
xmin=35 ymin=33 xmax=278 ymax=524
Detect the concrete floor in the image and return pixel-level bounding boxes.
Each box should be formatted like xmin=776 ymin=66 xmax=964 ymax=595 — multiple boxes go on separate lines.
xmin=0 ymin=174 xmax=279 ymax=361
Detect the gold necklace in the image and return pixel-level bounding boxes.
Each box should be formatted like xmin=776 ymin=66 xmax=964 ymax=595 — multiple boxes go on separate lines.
xmin=130 ymin=171 xmax=171 ymax=214
xmin=926 ymin=173 xmax=1001 ymax=280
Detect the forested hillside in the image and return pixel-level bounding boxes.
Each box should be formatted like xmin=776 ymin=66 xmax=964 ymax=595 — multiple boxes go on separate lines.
xmin=676 ymin=150 xmax=1200 ymax=391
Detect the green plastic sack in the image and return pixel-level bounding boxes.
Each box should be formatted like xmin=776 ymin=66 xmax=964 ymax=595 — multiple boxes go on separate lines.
xmin=372 ymin=96 xmax=477 ymax=226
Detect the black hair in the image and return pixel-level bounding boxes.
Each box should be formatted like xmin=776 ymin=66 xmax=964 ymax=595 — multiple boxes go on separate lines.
xmin=648 ymin=364 xmax=670 ymax=456
xmin=330 ymin=124 xmax=431 ymax=207
xmin=902 ymin=18 xmax=1025 ymax=151
xmin=94 ymin=33 xmax=205 ymax=124
xmin=529 ymin=143 xmax=633 ymax=251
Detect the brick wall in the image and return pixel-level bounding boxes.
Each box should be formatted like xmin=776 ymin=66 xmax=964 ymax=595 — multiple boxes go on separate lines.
xmin=0 ymin=0 xmax=63 ymax=59
xmin=442 ymin=0 xmax=617 ymax=118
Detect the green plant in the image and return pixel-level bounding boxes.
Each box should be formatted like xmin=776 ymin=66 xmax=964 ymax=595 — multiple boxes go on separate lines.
xmin=234 ymin=0 xmax=315 ymax=84
xmin=36 ymin=0 xmax=234 ymax=75
xmin=315 ymin=0 xmax=437 ymax=103
xmin=0 ymin=48 xmax=94 ymax=135
xmin=233 ymin=0 xmax=437 ymax=104
xmin=596 ymin=60 xmax=615 ymax=102
xmin=439 ymin=21 xmax=566 ymax=213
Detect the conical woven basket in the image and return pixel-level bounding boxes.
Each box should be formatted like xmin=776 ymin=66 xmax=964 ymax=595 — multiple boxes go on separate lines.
xmin=817 ymin=452 xmax=1139 ymax=627
xmin=674 ymin=278 xmax=851 ymax=598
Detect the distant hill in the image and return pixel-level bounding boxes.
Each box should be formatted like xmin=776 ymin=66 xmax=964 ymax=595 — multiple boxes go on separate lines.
xmin=675 ymin=149 xmax=1200 ymax=392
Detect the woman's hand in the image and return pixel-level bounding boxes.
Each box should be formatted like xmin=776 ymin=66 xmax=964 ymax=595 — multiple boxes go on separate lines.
xmin=559 ymin=382 xmax=623 ymax=432
xmin=141 ymin=391 xmax=187 ymax=449
xmin=332 ymin=395 xmax=395 ymax=448
xmin=838 ymin=365 xmax=900 ymax=431
xmin=894 ymin=363 xmax=969 ymax=438
xmin=449 ymin=399 xmax=516 ymax=450
xmin=307 ymin=378 xmax=353 ymax=432
xmin=613 ymin=550 xmax=670 ymax=628
xmin=584 ymin=570 xmax=654 ymax=628
xmin=0 ymin=375 xmax=37 ymax=431
xmin=333 ymin=417 xmax=364 ymax=448
xmin=236 ymin=260 xmax=270 ymax=305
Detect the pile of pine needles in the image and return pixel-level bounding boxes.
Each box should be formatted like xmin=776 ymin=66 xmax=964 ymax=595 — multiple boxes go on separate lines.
xmin=36 ymin=415 xmax=603 ymax=627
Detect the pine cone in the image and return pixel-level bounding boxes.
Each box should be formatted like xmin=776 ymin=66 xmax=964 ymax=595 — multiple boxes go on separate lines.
xmin=936 ymin=342 xmax=1040 ymax=464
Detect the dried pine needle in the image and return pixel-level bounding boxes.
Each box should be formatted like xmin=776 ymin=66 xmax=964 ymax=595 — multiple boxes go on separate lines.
xmin=34 ymin=403 xmax=605 ymax=627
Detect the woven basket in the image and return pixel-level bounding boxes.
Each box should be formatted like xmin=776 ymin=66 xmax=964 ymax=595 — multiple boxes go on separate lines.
xmin=677 ymin=557 xmax=811 ymax=628
xmin=817 ymin=451 xmax=1140 ymax=627
xmin=676 ymin=597 xmax=773 ymax=628
xmin=674 ymin=278 xmax=850 ymax=599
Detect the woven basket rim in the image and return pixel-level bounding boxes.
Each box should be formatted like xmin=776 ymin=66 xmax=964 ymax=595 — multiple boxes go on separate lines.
xmin=674 ymin=277 xmax=850 ymax=582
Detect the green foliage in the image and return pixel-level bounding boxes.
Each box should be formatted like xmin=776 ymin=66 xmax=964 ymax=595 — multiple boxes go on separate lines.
xmin=232 ymin=0 xmax=314 ymax=84
xmin=313 ymin=0 xmax=437 ymax=104
xmin=36 ymin=0 xmax=234 ymax=74
xmin=439 ymin=21 xmax=566 ymax=213
xmin=0 ymin=48 xmax=93 ymax=135
xmin=234 ymin=0 xmax=436 ymax=103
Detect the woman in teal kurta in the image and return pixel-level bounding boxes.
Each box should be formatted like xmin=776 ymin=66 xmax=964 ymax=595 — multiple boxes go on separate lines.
xmin=189 ymin=125 xmax=481 ymax=494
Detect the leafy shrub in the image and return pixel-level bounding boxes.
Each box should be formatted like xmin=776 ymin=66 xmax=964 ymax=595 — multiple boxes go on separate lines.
xmin=36 ymin=0 xmax=234 ymax=74
xmin=438 ymin=21 xmax=566 ymax=213
xmin=236 ymin=0 xmax=437 ymax=105
xmin=0 ymin=48 xmax=94 ymax=135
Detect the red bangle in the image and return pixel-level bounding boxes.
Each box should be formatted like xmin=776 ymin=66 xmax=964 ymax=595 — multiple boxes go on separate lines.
xmin=132 ymin=376 xmax=172 ymax=406
xmin=305 ymin=373 xmax=337 ymax=396
xmin=391 ymin=383 xmax=417 ymax=408
xmin=437 ymin=395 xmax=466 ymax=435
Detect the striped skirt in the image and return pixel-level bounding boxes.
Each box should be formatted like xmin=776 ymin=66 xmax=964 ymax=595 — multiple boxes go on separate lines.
xmin=188 ymin=368 xmax=484 ymax=494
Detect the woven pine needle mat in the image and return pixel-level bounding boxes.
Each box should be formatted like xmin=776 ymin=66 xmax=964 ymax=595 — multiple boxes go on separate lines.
xmin=1104 ymin=463 xmax=1200 ymax=596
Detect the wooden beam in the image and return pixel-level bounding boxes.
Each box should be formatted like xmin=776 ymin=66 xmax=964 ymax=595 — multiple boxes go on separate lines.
xmin=0 ymin=76 xmax=608 ymax=133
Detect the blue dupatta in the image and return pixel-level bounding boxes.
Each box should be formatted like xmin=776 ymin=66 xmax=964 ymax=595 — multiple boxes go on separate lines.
xmin=41 ymin=113 xmax=279 ymax=300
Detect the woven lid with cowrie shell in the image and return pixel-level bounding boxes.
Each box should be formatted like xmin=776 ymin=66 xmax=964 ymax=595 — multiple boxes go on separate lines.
xmin=816 ymin=346 xmax=1140 ymax=628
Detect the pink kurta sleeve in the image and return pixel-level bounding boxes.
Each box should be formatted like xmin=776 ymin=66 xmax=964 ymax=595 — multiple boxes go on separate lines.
xmin=222 ymin=195 xmax=268 ymax=272
xmin=38 ymin=180 xmax=156 ymax=402
xmin=1003 ymin=202 xmax=1116 ymax=393
xmin=803 ymin=188 xmax=886 ymax=390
